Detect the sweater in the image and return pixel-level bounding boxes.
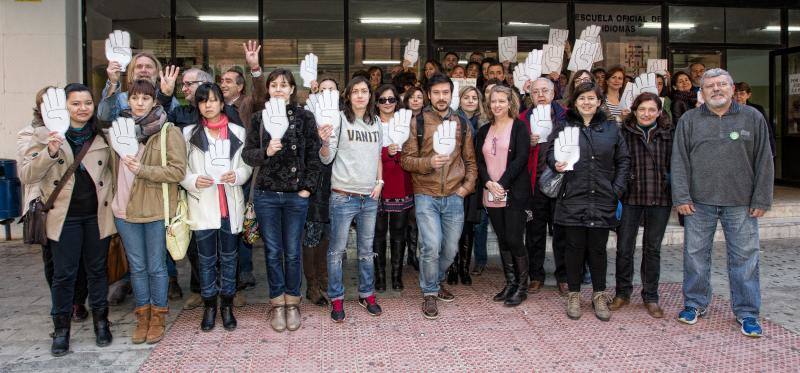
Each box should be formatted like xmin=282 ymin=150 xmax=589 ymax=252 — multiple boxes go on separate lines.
xmin=321 ymin=113 xmax=382 ymax=195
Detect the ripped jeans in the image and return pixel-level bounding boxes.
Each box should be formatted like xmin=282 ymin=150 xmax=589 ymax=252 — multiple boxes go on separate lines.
xmin=327 ymin=191 xmax=378 ymax=301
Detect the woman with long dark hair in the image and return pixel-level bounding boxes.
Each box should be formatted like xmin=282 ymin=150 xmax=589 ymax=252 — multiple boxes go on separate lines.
xmin=670 ymin=71 xmax=697 ymax=122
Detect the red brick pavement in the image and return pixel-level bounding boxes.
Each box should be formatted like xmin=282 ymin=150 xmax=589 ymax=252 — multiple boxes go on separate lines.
xmin=140 ymin=271 xmax=800 ymax=372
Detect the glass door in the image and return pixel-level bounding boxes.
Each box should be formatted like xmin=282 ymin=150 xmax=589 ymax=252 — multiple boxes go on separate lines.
xmin=771 ymin=47 xmax=800 ymax=185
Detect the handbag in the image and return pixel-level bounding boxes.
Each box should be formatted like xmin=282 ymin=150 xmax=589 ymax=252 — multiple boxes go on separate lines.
xmin=538 ymin=166 xmax=565 ymax=199
xmin=106 ymin=234 xmax=128 ymax=284
xmin=159 ymin=123 xmax=192 ymax=260
xmin=23 ymin=135 xmax=95 ymax=245
xmin=242 ymin=126 xmax=264 ymax=245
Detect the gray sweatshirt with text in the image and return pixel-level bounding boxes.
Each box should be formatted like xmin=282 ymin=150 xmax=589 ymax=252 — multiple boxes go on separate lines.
xmin=320 ymin=112 xmax=382 ymax=195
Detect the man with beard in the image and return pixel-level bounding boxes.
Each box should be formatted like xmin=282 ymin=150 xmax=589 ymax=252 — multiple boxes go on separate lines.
xmin=98 ymin=52 xmax=179 ymax=122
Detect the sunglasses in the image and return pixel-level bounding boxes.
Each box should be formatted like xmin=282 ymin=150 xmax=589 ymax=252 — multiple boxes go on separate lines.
xmin=377 ymin=97 xmax=397 ymax=105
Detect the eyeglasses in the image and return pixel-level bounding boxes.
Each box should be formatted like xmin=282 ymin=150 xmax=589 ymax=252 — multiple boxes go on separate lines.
xmin=377 ymin=97 xmax=397 ymax=105
xmin=182 ymin=80 xmax=204 ymax=87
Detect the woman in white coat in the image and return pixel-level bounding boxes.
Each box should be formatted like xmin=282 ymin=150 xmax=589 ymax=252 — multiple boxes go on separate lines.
xmin=180 ymin=83 xmax=252 ymax=332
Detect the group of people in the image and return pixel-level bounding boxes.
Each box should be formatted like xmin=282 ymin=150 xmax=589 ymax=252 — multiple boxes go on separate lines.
xmin=19 ymin=39 xmax=774 ymax=357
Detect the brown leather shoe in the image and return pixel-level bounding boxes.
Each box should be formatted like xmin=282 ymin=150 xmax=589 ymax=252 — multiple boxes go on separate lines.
xmin=557 ymin=283 xmax=569 ymax=296
xmin=528 ymin=280 xmax=543 ymax=293
xmin=422 ymin=296 xmax=439 ymax=320
xmin=608 ymin=297 xmax=630 ymax=311
xmin=132 ymin=305 xmax=150 ymax=344
xmin=146 ymin=306 xmax=168 ymax=344
xmin=644 ymin=302 xmax=664 ymax=318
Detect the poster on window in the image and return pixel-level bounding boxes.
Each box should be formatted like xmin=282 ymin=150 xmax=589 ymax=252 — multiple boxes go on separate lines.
xmin=619 ymin=36 xmax=659 ymax=75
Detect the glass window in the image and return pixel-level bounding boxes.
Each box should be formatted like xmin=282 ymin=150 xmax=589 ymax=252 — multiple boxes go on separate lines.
xmin=434 ymin=1 xmax=499 ymax=41
xmin=575 ymin=4 xmax=661 ymax=74
xmin=349 ymin=0 xmax=426 ymax=83
xmin=790 ymin=10 xmax=800 ymax=48
xmin=501 ymin=2 xmax=567 ymax=41
xmin=175 ymin=1 xmax=259 ymax=102
xmin=669 ymin=6 xmax=724 ymax=44
xmin=85 ymin=0 xmax=171 ymax=102
xmin=725 ymin=8 xmax=780 ymax=45
xmin=727 ymin=49 xmax=770 ymax=118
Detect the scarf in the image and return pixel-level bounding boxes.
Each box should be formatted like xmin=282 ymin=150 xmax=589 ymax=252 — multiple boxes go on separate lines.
xmin=203 ymin=114 xmax=230 ymax=218
xmin=122 ymin=105 xmax=167 ymax=144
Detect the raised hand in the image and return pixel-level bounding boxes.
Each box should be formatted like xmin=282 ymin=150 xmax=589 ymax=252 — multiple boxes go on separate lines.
xmin=567 ymin=39 xmax=599 ymax=72
xmin=159 ymin=65 xmax=180 ymax=96
xmin=620 ymin=82 xmax=635 ymax=110
xmin=433 ymin=120 xmax=457 ymax=156
xmin=450 ymin=80 xmax=460 ymax=111
xmin=403 ymin=39 xmax=420 ymax=66
xmin=243 ymin=40 xmax=261 ymax=70
xmin=300 ymin=53 xmax=318 ymax=88
xmin=541 ymin=44 xmax=564 ymax=74
xmin=531 ymin=105 xmax=552 ymax=143
xmin=110 ymin=117 xmax=139 ymax=157
xmin=40 ymin=87 xmax=70 ymax=136
xmin=313 ymin=89 xmax=341 ymax=143
xmin=498 ymin=36 xmax=518 ymax=63
xmin=548 ymin=29 xmax=569 ymax=46
xmin=555 ymin=127 xmax=580 ymax=171
xmin=105 ymin=30 xmax=132 ymax=72
xmin=635 ymin=73 xmax=658 ymax=95
xmin=263 ymin=98 xmax=290 ymax=139
xmin=579 ymin=25 xmax=603 ymax=62
xmin=647 ymin=59 xmax=668 ymax=75
xmin=389 ymin=109 xmax=412 ymax=146
xmin=524 ymin=49 xmax=543 ymax=81
xmin=512 ymin=65 xmax=530 ymax=94
xmin=204 ymin=139 xmax=231 ymax=184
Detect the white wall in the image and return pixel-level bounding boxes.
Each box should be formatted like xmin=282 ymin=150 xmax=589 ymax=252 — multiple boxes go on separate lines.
xmin=0 ymin=0 xmax=82 ymax=160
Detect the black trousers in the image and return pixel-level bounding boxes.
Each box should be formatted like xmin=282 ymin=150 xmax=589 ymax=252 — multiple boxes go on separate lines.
xmin=49 ymin=215 xmax=110 ymax=316
xmin=486 ymin=207 xmax=527 ymax=257
xmin=375 ymin=209 xmax=410 ymax=248
xmin=42 ymin=242 xmax=88 ymax=305
xmin=562 ymin=226 xmax=610 ymax=292
xmin=525 ymin=190 xmax=567 ymax=283
xmin=614 ymin=205 xmax=671 ymax=302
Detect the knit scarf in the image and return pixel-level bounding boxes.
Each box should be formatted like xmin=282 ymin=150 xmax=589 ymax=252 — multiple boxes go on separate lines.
xmin=203 ymin=114 xmax=230 ymax=218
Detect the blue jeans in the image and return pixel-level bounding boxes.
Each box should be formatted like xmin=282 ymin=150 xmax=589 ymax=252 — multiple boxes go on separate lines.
xmin=253 ymin=190 xmax=309 ymax=299
xmin=683 ymin=203 xmax=761 ymax=319
xmin=415 ymin=194 xmax=464 ymax=296
xmin=114 ymin=218 xmax=169 ymax=307
xmin=473 ymin=208 xmax=489 ymax=266
xmin=195 ymin=218 xmax=238 ymax=298
xmin=327 ymin=192 xmax=378 ymax=301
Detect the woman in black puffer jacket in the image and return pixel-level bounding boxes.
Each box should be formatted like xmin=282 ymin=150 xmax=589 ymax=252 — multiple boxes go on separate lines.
xmin=546 ymin=82 xmax=630 ymax=322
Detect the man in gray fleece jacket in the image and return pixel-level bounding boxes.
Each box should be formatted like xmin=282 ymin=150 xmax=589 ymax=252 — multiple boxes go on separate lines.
xmin=671 ymin=68 xmax=773 ymax=338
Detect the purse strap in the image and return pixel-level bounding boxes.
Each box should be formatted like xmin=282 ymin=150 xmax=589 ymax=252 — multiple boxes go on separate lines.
xmin=44 ymin=135 xmax=96 ymax=211
xmin=160 ymin=123 xmax=172 ymax=228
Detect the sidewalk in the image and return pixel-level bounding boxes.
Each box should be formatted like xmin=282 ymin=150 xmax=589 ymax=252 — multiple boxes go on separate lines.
xmin=1 ymin=237 xmax=799 ymax=371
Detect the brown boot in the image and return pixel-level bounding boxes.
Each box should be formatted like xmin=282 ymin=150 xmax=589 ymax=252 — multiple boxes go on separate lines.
xmin=132 ymin=305 xmax=150 ymax=344
xmin=285 ymin=295 xmax=301 ymax=331
xmin=644 ymin=302 xmax=664 ymax=318
xmin=270 ymin=295 xmax=286 ymax=332
xmin=146 ymin=305 xmax=168 ymax=344
xmin=608 ymin=297 xmax=630 ymax=311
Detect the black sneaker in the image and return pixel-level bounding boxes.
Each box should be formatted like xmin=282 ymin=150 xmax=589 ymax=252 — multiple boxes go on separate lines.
xmin=358 ymin=295 xmax=383 ymax=316
xmin=437 ymin=285 xmax=455 ymax=302
xmin=422 ymin=295 xmax=439 ymax=320
xmin=330 ymin=299 xmax=345 ymax=323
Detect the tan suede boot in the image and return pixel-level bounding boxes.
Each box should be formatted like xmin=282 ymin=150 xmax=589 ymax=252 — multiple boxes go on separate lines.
xmin=285 ymin=295 xmax=301 ymax=331
xmin=132 ymin=305 xmax=151 ymax=344
xmin=146 ymin=305 xmax=169 ymax=344
xmin=270 ymin=295 xmax=286 ymax=332
xmin=567 ymin=292 xmax=582 ymax=320
xmin=592 ymin=292 xmax=611 ymax=322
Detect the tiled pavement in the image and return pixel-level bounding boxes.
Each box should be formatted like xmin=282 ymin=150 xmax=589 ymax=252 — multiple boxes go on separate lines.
xmin=1 ymin=237 xmax=800 ymax=371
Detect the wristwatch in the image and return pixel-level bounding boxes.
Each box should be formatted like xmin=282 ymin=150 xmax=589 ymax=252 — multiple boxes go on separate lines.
xmin=376 ymin=179 xmax=385 ymax=186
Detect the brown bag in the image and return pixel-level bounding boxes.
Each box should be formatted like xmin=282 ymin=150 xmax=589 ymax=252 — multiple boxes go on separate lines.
xmin=106 ymin=234 xmax=128 ymax=284
xmin=23 ymin=136 xmax=95 ymax=245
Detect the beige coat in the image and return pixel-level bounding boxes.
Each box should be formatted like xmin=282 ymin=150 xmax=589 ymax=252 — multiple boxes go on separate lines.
xmin=19 ymin=126 xmax=116 ymax=241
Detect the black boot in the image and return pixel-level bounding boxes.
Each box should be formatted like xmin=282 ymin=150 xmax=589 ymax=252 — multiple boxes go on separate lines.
xmin=201 ymin=296 xmax=217 ymax=332
xmin=390 ymin=240 xmax=405 ymax=290
xmin=406 ymin=224 xmax=420 ymax=271
xmin=92 ymin=308 xmax=113 ymax=347
xmin=493 ymin=251 xmax=517 ymax=302
xmin=505 ymin=255 xmax=530 ymax=307
xmin=459 ymin=232 xmax=473 ymax=285
xmin=446 ymin=254 xmax=459 ymax=285
xmin=374 ymin=238 xmax=387 ymax=292
xmin=220 ymin=295 xmax=237 ymax=331
xmin=51 ymin=314 xmax=71 ymax=357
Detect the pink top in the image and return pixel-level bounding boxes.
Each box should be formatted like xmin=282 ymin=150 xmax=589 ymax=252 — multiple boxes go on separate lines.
xmin=482 ymin=124 xmax=512 ymax=208
xmin=112 ymin=145 xmax=145 ymax=219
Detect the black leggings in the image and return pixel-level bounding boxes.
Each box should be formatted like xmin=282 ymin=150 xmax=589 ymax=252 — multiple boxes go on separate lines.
xmin=375 ymin=209 xmax=410 ymax=246
xmin=562 ymin=226 xmax=610 ymax=292
xmin=486 ymin=207 xmax=527 ymax=257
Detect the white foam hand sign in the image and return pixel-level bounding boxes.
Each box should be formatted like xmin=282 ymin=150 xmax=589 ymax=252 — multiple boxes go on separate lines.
xmin=512 ymin=65 xmax=530 ymax=94
xmin=403 ymin=39 xmax=420 ymax=65
xmin=620 ymin=83 xmax=635 ymax=110
xmin=541 ymin=44 xmax=565 ymax=74
xmin=300 ymin=53 xmax=318 ymax=88
xmin=531 ymin=105 xmax=553 ymax=143
xmin=524 ymin=49 xmax=543 ymax=81
xmin=498 ymin=36 xmax=518 ymax=63
xmin=262 ymin=98 xmax=290 ymax=139
xmin=548 ymin=29 xmax=569 ymax=46
xmin=110 ymin=117 xmax=139 ymax=157
xmin=567 ymin=39 xmax=599 ymax=72
xmin=313 ymin=89 xmax=341 ymax=134
xmin=580 ymin=25 xmax=603 ymax=62
xmin=105 ymin=30 xmax=132 ymax=72
xmin=304 ymin=93 xmax=319 ymax=113
xmin=433 ymin=120 xmax=457 ymax=156
xmin=555 ymin=127 xmax=580 ymax=171
xmin=635 ymin=73 xmax=658 ymax=95
xmin=40 ymin=87 xmax=70 ymax=136
xmin=389 ymin=109 xmax=412 ymax=146
xmin=450 ymin=80 xmax=461 ymax=111
xmin=647 ymin=59 xmax=668 ymax=75
xmin=381 ymin=123 xmax=392 ymax=147
xmin=204 ymin=139 xmax=231 ymax=184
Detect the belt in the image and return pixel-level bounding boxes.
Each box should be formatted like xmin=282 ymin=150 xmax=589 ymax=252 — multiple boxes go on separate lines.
xmin=332 ymin=188 xmax=369 ymax=198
